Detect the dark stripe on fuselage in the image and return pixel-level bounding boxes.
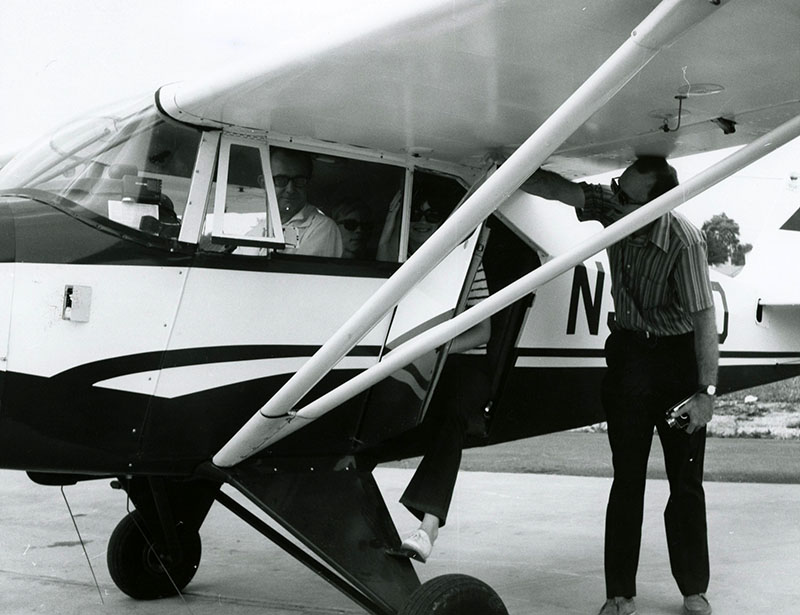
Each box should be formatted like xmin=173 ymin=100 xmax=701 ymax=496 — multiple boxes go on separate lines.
xmin=516 ymin=347 xmax=800 ymax=361
xmin=516 ymin=348 xmax=606 ymax=358
xmin=3 ymin=356 xmax=799 ymax=476
xmin=54 ymin=344 xmax=381 ymax=387
xmin=719 ymin=351 xmax=800 ymax=359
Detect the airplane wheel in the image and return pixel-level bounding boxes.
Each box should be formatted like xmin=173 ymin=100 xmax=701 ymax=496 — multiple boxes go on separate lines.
xmin=399 ymin=573 xmax=508 ymax=615
xmin=107 ymin=510 xmax=201 ymax=600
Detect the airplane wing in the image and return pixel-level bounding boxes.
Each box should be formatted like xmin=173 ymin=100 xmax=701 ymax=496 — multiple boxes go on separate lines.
xmin=158 ymin=0 xmax=800 ymax=178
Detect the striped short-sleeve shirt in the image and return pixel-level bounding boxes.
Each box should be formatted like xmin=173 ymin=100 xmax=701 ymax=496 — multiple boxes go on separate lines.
xmin=577 ymin=183 xmax=714 ymax=336
xmin=461 ymin=263 xmax=489 ymax=355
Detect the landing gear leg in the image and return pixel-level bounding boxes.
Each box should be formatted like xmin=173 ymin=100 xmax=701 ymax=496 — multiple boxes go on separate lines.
xmin=107 ymin=509 xmax=201 ymax=599
xmin=107 ymin=476 xmax=219 ymax=600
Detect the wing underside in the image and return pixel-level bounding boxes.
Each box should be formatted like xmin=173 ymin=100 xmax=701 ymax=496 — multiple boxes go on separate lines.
xmin=158 ymin=0 xmax=800 ymax=176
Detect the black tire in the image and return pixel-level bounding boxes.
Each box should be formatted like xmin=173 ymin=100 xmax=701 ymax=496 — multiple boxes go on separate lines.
xmin=107 ymin=510 xmax=201 ymax=600
xmin=400 ymin=574 xmax=508 ymax=615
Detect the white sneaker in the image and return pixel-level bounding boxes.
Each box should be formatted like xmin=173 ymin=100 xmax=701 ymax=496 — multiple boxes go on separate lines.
xmin=400 ymin=529 xmax=433 ymax=563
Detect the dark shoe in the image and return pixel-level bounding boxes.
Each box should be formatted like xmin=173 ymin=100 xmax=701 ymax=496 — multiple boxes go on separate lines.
xmin=683 ymin=593 xmax=712 ymax=615
xmin=597 ymin=597 xmax=637 ymax=615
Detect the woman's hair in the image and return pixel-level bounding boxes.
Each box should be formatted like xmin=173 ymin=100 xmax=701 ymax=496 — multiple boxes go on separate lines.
xmin=411 ymin=173 xmax=466 ymax=215
xmin=330 ymin=199 xmax=369 ymax=223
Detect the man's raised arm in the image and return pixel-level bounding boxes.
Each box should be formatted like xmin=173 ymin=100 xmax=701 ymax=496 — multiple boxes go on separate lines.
xmin=519 ymin=169 xmax=585 ymax=209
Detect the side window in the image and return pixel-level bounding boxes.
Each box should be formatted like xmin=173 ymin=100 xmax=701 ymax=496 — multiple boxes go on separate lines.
xmin=298 ymin=150 xmax=405 ymax=261
xmin=200 ymin=142 xmax=408 ymax=261
xmin=14 ymin=105 xmax=202 ymax=242
xmin=77 ymin=119 xmax=200 ymax=240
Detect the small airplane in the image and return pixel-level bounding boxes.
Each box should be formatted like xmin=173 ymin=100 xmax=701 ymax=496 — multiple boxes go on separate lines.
xmin=1 ymin=1 xmax=799 ymax=613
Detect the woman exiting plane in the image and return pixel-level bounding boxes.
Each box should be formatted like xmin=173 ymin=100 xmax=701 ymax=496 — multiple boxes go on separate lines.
xmin=379 ymin=180 xmax=491 ymax=563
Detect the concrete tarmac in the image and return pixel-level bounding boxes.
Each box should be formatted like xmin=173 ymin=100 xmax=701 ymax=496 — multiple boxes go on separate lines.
xmin=1 ymin=467 xmax=798 ymax=614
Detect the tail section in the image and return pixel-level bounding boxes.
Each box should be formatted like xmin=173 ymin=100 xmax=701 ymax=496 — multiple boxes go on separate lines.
xmin=738 ymin=195 xmax=800 ymax=307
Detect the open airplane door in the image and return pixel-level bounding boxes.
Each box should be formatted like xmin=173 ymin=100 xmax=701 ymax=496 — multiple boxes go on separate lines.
xmin=357 ymin=193 xmax=487 ymax=448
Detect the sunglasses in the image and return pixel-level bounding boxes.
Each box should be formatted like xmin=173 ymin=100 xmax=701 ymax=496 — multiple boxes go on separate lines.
xmin=610 ymin=176 xmax=636 ymax=206
xmin=410 ymin=208 xmax=444 ymax=224
xmin=338 ymin=219 xmax=372 ymax=232
xmin=273 ymin=174 xmax=309 ymax=188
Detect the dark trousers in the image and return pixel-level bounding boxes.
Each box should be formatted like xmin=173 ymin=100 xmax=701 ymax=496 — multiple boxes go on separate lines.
xmin=602 ymin=330 xmax=709 ymax=599
xmin=400 ymin=354 xmax=490 ymax=527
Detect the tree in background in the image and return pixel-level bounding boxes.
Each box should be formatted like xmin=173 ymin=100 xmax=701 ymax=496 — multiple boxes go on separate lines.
xmin=702 ymin=213 xmax=752 ymax=266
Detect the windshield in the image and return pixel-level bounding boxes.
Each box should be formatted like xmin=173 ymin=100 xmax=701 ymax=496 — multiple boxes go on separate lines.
xmin=0 ymin=95 xmax=203 ymax=240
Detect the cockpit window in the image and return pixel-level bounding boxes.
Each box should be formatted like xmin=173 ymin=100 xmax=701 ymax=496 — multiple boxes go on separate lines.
xmin=0 ymin=94 xmax=202 ymax=241
xmin=201 ymin=142 xmax=407 ymax=260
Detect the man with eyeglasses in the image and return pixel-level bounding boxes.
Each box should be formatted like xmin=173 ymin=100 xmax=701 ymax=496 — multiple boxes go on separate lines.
xmin=248 ymin=148 xmax=342 ymax=257
xmin=520 ymin=157 xmax=717 ymax=615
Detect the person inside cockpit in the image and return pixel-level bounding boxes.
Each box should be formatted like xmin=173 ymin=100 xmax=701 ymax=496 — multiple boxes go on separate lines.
xmin=330 ymin=199 xmax=372 ymax=259
xmin=242 ymin=148 xmax=343 ymax=257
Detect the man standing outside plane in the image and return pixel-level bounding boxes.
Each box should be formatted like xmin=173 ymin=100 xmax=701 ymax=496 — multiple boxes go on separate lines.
xmin=520 ymin=157 xmax=718 ymax=615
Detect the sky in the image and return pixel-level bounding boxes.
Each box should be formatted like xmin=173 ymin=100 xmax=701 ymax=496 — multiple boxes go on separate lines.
xmin=2 ymin=0 xmax=798 ymax=245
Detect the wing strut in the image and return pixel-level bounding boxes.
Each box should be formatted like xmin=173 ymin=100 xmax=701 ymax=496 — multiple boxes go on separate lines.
xmin=213 ymin=0 xmax=727 ymax=467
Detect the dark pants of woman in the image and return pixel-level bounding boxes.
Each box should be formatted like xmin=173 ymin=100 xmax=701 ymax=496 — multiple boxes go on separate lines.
xmin=400 ymin=354 xmax=490 ymax=527
xmin=602 ymin=329 xmax=709 ymax=599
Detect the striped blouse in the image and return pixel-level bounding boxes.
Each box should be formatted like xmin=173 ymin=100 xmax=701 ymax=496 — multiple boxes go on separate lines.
xmin=577 ymin=183 xmax=714 ymax=336
xmin=461 ymin=263 xmax=490 ymax=355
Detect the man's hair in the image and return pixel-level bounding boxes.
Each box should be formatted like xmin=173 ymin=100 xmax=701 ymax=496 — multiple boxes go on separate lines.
xmin=630 ymin=156 xmax=678 ymax=200
xmin=270 ymin=147 xmax=313 ymax=178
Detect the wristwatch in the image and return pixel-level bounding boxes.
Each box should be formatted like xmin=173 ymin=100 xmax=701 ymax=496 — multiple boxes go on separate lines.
xmin=698 ymin=384 xmax=717 ymax=396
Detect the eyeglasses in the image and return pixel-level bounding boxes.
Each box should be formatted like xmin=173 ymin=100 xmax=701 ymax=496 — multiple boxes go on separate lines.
xmin=338 ymin=219 xmax=372 ymax=232
xmin=410 ymin=208 xmax=444 ymax=224
xmin=611 ymin=176 xmax=636 ymax=206
xmin=273 ymin=174 xmax=309 ymax=188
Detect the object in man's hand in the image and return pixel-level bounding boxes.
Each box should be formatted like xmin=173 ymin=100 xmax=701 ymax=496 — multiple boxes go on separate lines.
xmin=665 ymin=394 xmax=693 ymax=430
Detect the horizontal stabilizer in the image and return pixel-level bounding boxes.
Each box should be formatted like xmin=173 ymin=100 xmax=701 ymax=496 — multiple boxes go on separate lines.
xmin=758 ymin=295 xmax=800 ymax=308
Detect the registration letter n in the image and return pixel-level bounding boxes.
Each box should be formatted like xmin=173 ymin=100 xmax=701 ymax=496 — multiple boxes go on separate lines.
xmin=567 ymin=263 xmax=604 ymax=335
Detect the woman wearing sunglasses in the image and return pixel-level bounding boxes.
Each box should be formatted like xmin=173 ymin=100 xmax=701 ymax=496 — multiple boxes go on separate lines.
xmin=375 ymin=187 xmax=449 ymax=261
xmin=330 ymin=200 xmax=372 ymax=259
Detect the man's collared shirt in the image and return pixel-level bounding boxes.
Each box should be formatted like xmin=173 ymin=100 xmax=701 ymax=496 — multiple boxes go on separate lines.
xmin=578 ymin=183 xmax=714 ymax=336
xmin=242 ymin=204 xmax=343 ymax=257
xmin=280 ymin=204 xmax=342 ymax=257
